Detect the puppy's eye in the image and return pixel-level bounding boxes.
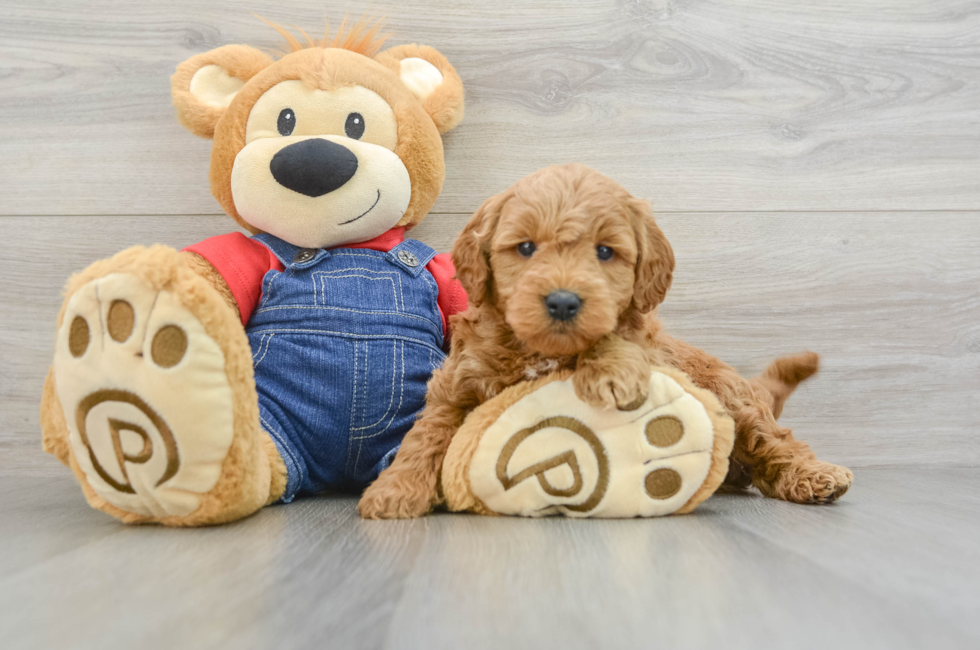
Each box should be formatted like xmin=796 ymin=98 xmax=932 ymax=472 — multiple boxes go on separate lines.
xmin=517 ymin=242 xmax=536 ymax=257
xmin=277 ymin=108 xmax=296 ymax=136
xmin=596 ymin=245 xmax=614 ymax=261
xmin=345 ymin=112 xmax=365 ymax=140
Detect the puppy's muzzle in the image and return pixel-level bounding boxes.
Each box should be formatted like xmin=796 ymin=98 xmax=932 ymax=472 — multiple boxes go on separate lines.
xmin=544 ymin=290 xmax=582 ymax=322
xmin=270 ymin=138 xmax=359 ymax=198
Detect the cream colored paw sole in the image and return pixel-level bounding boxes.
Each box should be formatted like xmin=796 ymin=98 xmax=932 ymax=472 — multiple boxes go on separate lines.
xmin=53 ymin=273 xmax=235 ymax=518
xmin=457 ymin=370 xmax=726 ymax=518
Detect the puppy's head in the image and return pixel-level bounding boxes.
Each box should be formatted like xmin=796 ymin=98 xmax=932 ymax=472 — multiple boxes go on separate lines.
xmin=453 ymin=164 xmax=674 ymax=356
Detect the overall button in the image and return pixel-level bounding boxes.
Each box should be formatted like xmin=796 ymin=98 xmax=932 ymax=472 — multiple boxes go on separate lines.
xmin=293 ymin=248 xmax=317 ymax=263
xmin=397 ymin=250 xmax=419 ymax=267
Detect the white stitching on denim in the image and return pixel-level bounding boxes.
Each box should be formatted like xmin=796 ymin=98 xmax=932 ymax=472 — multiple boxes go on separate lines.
xmin=350 ymin=339 xmax=372 ymax=475
xmin=312 ymin=268 xmax=404 ymax=311
xmin=253 ymin=304 xmax=438 ymax=328
xmin=395 ymin=269 xmax=405 ymax=312
xmin=250 ymin=333 xmax=265 ymax=364
xmin=251 ymin=333 xmax=274 ymax=369
xmin=362 ymin=341 xmax=370 ymax=425
xmin=351 ymin=338 xmax=398 ymax=431
xmin=391 ymin=340 xmax=407 ymax=436
xmin=419 ymin=269 xmax=442 ymax=332
xmin=248 ymin=243 xmax=443 ymax=476
xmin=244 ymin=328 xmax=444 ymax=354
xmin=321 ymin=272 xmax=401 ymax=309
xmin=310 ymin=266 xmax=401 ymax=302
xmin=330 ymin=250 xmax=427 ymax=264
xmin=352 ymin=339 xmax=359 ymax=424
xmin=345 ymin=340 xmax=359 ymax=474
xmin=351 ymin=346 xmax=376 ymax=470
xmin=260 ymin=416 xmax=302 ymax=482
xmin=262 ymin=268 xmax=281 ymax=298
xmin=352 ymin=339 xmax=405 ymax=441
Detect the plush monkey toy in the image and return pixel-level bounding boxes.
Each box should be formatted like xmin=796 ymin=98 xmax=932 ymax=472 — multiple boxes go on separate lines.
xmin=40 ymin=19 xmax=467 ymax=526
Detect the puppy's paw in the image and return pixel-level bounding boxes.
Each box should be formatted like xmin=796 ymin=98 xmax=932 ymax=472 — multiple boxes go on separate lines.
xmin=358 ymin=469 xmax=436 ymax=519
xmin=764 ymin=460 xmax=853 ymax=504
xmin=573 ymin=356 xmax=650 ymax=411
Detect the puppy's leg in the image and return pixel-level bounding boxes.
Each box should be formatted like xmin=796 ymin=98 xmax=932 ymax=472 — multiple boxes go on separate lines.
xmin=661 ymin=336 xmax=851 ymax=504
xmin=358 ymin=366 xmax=466 ymax=519
xmin=731 ymin=402 xmax=852 ymax=504
xmin=573 ymin=334 xmax=652 ymax=410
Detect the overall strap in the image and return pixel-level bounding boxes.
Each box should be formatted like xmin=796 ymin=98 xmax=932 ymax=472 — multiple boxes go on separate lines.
xmin=385 ymin=239 xmax=438 ymax=277
xmin=251 ymin=233 xmax=331 ymax=270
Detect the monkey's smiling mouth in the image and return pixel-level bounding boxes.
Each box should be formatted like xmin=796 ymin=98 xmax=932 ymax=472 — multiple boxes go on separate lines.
xmin=339 ymin=189 xmax=382 ymax=225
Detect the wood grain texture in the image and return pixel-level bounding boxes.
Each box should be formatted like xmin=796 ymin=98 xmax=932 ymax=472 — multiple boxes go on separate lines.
xmin=0 ymin=1 xmax=978 ymax=215
xmin=2 ymin=212 xmax=978 ymax=476
xmin=0 ymin=469 xmax=977 ymax=649
xmin=1 ymin=2 xmax=977 ymax=647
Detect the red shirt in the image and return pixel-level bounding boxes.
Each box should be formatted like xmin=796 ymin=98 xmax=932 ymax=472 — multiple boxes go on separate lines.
xmin=184 ymin=228 xmax=467 ymax=339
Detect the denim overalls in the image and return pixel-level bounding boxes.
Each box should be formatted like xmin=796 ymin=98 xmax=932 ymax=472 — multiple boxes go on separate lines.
xmin=246 ymin=233 xmax=446 ymax=502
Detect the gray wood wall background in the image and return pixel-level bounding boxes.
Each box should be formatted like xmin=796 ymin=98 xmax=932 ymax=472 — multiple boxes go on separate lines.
xmin=1 ymin=0 xmax=978 ymax=477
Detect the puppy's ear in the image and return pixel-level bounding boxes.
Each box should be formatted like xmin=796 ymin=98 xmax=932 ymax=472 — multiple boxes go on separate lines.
xmin=171 ymin=45 xmax=274 ymax=138
xmin=375 ymin=44 xmax=465 ymax=134
xmin=629 ymin=199 xmax=674 ymax=313
xmin=452 ymin=192 xmax=506 ymax=308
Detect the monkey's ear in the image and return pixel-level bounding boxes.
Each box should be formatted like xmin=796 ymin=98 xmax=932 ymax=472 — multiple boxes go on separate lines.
xmin=629 ymin=198 xmax=675 ymax=313
xmin=375 ymin=44 xmax=465 ymax=134
xmin=171 ymin=45 xmax=274 ymax=139
xmin=451 ymin=191 xmax=508 ymax=308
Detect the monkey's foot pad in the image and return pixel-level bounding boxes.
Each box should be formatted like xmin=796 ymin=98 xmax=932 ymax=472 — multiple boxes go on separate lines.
xmin=52 ymin=273 xmax=237 ymax=519
xmin=442 ymin=367 xmax=735 ymax=518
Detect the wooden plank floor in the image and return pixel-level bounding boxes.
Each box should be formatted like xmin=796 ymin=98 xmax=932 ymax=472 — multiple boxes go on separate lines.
xmin=1 ymin=1 xmax=978 ymax=647
xmin=1 ymin=468 xmax=978 ymax=650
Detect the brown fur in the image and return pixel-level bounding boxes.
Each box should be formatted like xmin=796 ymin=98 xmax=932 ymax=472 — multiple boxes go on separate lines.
xmin=440 ymin=366 xmax=735 ymax=517
xmin=170 ymin=45 xmax=274 ymax=139
xmin=43 ymin=19 xmax=463 ymax=525
xmin=170 ymin=23 xmax=464 ymax=233
xmin=39 ymin=245 xmax=287 ymax=525
xmin=359 ymin=164 xmax=852 ymax=519
xmin=180 ymin=251 xmax=239 ymax=312
xmin=258 ymin=15 xmax=392 ymax=57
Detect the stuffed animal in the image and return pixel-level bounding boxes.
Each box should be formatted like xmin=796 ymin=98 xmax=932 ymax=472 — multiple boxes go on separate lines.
xmin=39 ymin=18 xmax=467 ymax=526
xmin=359 ymin=164 xmax=850 ymax=519
xmin=441 ymin=367 xmax=735 ymax=517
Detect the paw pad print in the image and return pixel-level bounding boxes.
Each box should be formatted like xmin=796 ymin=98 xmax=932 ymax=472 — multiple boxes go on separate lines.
xmin=465 ymin=371 xmax=724 ymax=517
xmin=54 ymin=273 xmax=235 ymax=518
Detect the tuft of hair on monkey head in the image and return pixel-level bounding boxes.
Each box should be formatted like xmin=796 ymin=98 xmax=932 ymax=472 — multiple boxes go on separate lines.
xmin=170 ymin=16 xmax=465 ymax=250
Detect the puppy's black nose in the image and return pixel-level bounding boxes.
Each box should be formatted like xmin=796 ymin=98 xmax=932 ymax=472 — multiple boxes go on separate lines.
xmin=544 ymin=291 xmax=582 ymax=321
xmin=270 ymin=139 xmax=358 ymax=197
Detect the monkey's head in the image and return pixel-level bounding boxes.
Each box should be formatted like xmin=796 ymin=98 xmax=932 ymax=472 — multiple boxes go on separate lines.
xmin=171 ymin=19 xmax=464 ymax=248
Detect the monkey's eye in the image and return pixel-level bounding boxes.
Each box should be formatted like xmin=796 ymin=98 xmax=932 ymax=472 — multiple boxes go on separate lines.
xmin=277 ymin=108 xmax=295 ymax=136
xmin=596 ymin=245 xmax=614 ymax=261
xmin=345 ymin=112 xmax=365 ymax=139
xmin=517 ymin=242 xmax=536 ymax=257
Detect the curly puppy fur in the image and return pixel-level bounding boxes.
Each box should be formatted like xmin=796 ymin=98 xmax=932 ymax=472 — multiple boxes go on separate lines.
xmin=358 ymin=164 xmax=852 ymax=519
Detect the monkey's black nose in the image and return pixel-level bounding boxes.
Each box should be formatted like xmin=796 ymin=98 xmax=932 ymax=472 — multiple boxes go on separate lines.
xmin=270 ymin=138 xmax=358 ymax=197
xmin=544 ymin=291 xmax=582 ymax=322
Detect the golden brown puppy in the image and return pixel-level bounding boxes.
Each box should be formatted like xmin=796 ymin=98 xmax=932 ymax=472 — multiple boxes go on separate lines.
xmin=358 ymin=164 xmax=852 ymax=519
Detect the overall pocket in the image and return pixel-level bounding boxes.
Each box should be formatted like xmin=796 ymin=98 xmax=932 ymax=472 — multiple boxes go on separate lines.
xmin=346 ymin=339 xmax=445 ymax=481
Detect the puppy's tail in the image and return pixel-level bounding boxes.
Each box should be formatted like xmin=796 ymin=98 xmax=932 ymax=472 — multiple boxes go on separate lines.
xmin=751 ymin=351 xmax=819 ymax=420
